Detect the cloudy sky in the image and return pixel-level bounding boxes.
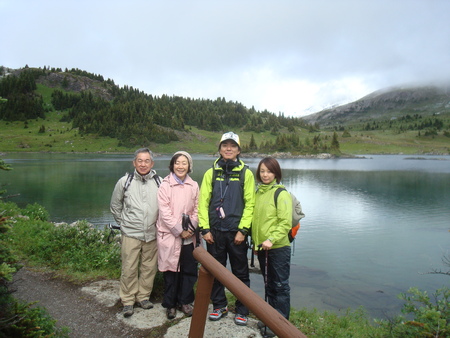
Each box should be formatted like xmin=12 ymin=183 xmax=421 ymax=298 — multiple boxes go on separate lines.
xmin=1 ymin=0 xmax=449 ymax=117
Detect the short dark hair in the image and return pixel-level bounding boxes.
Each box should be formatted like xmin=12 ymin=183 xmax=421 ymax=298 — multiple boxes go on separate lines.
xmin=169 ymin=153 xmax=191 ymax=173
xmin=256 ymin=157 xmax=282 ymax=183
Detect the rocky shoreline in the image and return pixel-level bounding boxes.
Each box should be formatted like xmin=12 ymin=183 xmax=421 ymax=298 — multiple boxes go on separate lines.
xmin=241 ymin=152 xmax=346 ymax=159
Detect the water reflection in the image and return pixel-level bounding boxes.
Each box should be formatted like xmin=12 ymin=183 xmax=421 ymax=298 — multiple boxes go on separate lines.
xmin=282 ymin=164 xmax=449 ymax=318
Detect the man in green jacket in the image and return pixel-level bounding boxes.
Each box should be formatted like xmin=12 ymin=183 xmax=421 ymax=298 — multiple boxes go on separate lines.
xmin=198 ymin=132 xmax=255 ymax=326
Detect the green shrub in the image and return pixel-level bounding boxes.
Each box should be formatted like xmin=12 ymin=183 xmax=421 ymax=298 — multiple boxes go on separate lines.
xmin=22 ymin=202 xmax=50 ymax=221
xmin=54 ymin=220 xmax=122 ymax=273
xmin=375 ymin=287 xmax=450 ymax=337
xmin=0 ymin=262 xmax=16 ymax=282
xmin=400 ymin=287 xmax=449 ymax=337
xmin=0 ymin=203 xmax=68 ymax=337
xmin=342 ymin=130 xmax=352 ymax=137
xmin=1 ymin=299 xmax=69 ymax=337
xmin=0 ymin=201 xmax=21 ymax=217
xmin=2 ymin=199 xmax=165 ymax=295
xmin=8 ymin=218 xmax=121 ymax=278
xmin=291 ymin=307 xmax=381 ymax=337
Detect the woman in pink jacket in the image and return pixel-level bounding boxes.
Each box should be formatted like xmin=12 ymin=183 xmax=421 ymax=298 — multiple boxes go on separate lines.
xmin=156 ymin=151 xmax=199 ymax=319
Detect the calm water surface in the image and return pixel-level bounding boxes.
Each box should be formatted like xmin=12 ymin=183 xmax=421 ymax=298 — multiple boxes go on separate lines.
xmin=2 ymin=153 xmax=450 ymax=319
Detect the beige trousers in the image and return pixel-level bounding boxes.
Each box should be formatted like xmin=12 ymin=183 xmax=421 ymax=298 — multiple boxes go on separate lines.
xmin=120 ymin=235 xmax=158 ymax=306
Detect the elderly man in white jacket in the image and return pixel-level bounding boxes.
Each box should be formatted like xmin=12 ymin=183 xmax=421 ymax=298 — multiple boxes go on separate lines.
xmin=110 ymin=148 xmax=160 ymax=318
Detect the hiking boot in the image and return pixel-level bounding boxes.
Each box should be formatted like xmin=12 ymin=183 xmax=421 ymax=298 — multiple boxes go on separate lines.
xmin=122 ymin=305 xmax=134 ymax=317
xmin=208 ymin=307 xmax=228 ymax=321
xmin=180 ymin=304 xmax=193 ymax=317
xmin=234 ymin=313 xmax=248 ymax=326
xmin=260 ymin=325 xmax=275 ymax=338
xmin=136 ymin=299 xmax=154 ymax=309
xmin=166 ymin=307 xmax=177 ymax=319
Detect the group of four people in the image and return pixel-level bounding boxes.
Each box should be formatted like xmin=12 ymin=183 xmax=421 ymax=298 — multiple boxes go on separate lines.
xmin=110 ymin=132 xmax=296 ymax=336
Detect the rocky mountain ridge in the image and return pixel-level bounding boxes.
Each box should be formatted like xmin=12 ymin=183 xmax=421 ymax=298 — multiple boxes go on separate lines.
xmin=38 ymin=72 xmax=114 ymax=101
xmin=302 ymin=84 xmax=450 ymax=127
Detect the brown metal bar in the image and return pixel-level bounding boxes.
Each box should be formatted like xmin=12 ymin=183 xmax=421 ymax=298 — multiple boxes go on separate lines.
xmin=190 ymin=245 xmax=307 ymax=338
xmin=188 ymin=265 xmax=214 ymax=338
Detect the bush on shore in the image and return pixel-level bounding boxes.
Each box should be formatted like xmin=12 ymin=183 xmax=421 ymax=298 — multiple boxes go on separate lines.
xmin=0 ymin=204 xmax=69 ymax=337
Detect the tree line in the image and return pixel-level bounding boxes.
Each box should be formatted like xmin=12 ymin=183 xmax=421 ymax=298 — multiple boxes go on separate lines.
xmin=243 ymin=132 xmax=340 ymax=154
xmin=0 ymin=67 xmax=44 ymax=121
xmin=0 ymin=67 xmax=315 ymax=148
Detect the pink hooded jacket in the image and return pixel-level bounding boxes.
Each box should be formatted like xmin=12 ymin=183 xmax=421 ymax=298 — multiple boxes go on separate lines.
xmin=156 ymin=173 xmax=199 ymax=272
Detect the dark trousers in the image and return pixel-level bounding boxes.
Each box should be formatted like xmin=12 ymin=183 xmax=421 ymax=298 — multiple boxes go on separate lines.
xmin=257 ymin=245 xmax=291 ymax=319
xmin=162 ymin=243 xmax=198 ymax=308
xmin=206 ymin=230 xmax=250 ymax=315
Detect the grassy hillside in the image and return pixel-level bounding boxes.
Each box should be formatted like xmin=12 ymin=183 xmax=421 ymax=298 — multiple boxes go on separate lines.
xmin=0 ymin=109 xmax=297 ymax=154
xmin=337 ymin=129 xmax=450 ymax=155
xmin=1 ymin=109 xmax=449 ymax=155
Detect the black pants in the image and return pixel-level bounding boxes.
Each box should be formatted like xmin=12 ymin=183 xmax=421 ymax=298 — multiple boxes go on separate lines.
xmin=257 ymin=245 xmax=291 ymax=319
xmin=206 ymin=230 xmax=250 ymax=315
xmin=162 ymin=243 xmax=198 ymax=308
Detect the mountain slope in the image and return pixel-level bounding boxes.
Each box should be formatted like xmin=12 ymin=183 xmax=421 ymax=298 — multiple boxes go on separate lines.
xmin=302 ymin=85 xmax=450 ymax=127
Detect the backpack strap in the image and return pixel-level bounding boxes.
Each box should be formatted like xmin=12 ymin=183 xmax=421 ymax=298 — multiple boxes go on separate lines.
xmin=211 ymin=164 xmax=248 ymax=188
xmin=124 ymin=172 xmax=134 ymax=192
xmin=240 ymin=165 xmax=248 ymax=185
xmin=273 ymin=187 xmax=286 ymax=207
xmin=123 ymin=172 xmax=161 ymax=194
xmin=211 ymin=165 xmax=217 ymax=187
xmin=153 ymin=174 xmax=161 ymax=187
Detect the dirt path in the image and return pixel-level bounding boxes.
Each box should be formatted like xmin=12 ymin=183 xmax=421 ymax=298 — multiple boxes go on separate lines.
xmin=12 ymin=266 xmax=263 ymax=338
xmin=12 ymin=267 xmax=153 ymax=338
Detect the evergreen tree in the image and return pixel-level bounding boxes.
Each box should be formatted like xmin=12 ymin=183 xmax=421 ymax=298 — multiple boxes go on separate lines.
xmin=249 ymin=134 xmax=257 ymax=151
xmin=331 ymin=132 xmax=340 ymax=151
xmin=62 ymin=76 xmax=69 ymax=89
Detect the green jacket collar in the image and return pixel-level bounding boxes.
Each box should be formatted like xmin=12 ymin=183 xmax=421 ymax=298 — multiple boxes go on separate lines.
xmin=257 ymin=179 xmax=284 ymax=193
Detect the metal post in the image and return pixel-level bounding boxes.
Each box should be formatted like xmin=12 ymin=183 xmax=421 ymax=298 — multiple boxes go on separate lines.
xmin=188 ymin=265 xmax=214 ymax=338
xmin=190 ymin=246 xmax=307 ymax=338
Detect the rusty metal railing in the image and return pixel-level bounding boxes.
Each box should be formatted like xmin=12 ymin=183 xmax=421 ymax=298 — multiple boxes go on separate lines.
xmin=188 ymin=246 xmax=307 ymax=338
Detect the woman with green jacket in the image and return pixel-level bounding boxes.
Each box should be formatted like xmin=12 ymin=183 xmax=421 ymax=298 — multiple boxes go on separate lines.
xmin=252 ymin=157 xmax=292 ymax=336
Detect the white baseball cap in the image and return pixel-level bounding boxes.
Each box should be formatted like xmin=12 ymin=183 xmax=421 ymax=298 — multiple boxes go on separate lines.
xmin=220 ymin=132 xmax=240 ymax=146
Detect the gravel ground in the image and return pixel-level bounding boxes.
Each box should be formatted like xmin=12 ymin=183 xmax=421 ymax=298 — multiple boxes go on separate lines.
xmin=11 ymin=266 xmax=263 ymax=338
xmin=12 ymin=267 xmax=155 ymax=337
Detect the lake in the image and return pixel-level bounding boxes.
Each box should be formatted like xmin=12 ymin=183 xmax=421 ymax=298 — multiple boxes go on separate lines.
xmin=2 ymin=152 xmax=449 ymax=319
